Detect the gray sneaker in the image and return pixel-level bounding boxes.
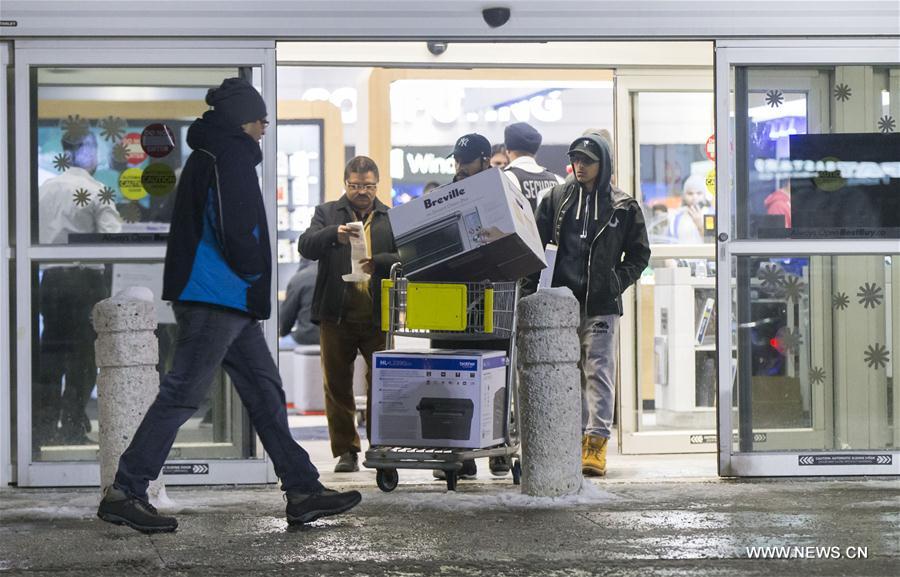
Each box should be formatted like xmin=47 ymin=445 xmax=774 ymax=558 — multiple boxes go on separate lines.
xmin=334 ymin=451 xmax=359 ymax=473
xmin=97 ymin=486 xmax=178 ymax=534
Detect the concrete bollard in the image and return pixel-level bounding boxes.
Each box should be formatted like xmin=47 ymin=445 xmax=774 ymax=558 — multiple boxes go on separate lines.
xmin=516 ymin=287 xmax=582 ymax=497
xmin=92 ymin=286 xmax=166 ymax=503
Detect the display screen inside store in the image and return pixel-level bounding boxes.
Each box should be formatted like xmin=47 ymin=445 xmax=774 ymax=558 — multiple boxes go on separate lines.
xmin=751 ymin=132 xmax=900 ymax=239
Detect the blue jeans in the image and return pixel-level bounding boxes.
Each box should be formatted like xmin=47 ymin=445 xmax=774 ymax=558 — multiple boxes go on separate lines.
xmin=114 ymin=303 xmax=323 ymax=500
xmin=578 ymin=314 xmax=619 ymax=439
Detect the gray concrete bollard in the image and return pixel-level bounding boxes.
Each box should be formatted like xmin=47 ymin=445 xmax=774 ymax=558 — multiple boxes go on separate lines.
xmin=92 ymin=286 xmax=166 ymax=502
xmin=516 ymin=287 xmax=582 ymax=497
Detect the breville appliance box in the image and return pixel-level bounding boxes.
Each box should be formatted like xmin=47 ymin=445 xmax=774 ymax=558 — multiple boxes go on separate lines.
xmin=371 ymin=349 xmax=507 ymax=449
xmin=389 ymin=167 xmax=546 ymax=281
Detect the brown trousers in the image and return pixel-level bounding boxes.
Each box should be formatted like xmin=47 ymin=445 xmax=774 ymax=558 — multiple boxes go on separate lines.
xmin=319 ymin=320 xmax=386 ymax=457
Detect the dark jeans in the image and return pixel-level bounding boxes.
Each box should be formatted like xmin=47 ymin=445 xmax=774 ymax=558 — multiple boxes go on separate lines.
xmin=114 ymin=302 xmax=323 ymax=500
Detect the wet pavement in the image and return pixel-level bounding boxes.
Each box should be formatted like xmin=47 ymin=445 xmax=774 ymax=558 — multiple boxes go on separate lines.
xmin=1 ymin=476 xmax=897 ymax=576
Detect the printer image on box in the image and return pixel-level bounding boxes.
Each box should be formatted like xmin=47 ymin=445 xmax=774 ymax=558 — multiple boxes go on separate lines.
xmin=389 ymin=168 xmax=546 ymax=281
xmin=371 ymin=349 xmax=507 ymax=449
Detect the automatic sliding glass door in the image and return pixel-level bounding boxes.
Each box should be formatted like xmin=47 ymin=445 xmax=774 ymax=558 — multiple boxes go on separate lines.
xmin=716 ymin=41 xmax=900 ymax=476
xmin=14 ymin=43 xmax=277 ymax=486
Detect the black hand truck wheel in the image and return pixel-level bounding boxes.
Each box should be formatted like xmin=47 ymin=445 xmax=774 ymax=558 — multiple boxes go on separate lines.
xmin=445 ymin=470 xmax=459 ymax=491
xmin=511 ymin=459 xmax=522 ymax=486
xmin=376 ymin=468 xmax=399 ymax=492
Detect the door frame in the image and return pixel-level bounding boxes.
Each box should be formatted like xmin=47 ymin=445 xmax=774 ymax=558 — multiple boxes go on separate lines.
xmin=13 ymin=40 xmax=280 ymax=486
xmin=1 ymin=42 xmax=12 ymax=486
xmin=614 ymin=68 xmax=716 ymax=454
xmin=714 ymin=38 xmax=900 ymax=476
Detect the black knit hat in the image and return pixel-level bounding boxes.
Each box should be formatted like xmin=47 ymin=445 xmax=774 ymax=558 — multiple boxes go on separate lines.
xmin=206 ymin=78 xmax=267 ymax=128
xmin=504 ymin=122 xmax=542 ymax=154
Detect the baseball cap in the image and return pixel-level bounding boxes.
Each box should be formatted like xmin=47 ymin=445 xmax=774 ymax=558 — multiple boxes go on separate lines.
xmin=448 ymin=133 xmax=492 ymax=163
xmin=567 ymin=137 xmax=602 ymax=162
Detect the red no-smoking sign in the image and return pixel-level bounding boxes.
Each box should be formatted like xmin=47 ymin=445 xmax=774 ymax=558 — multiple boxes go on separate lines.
xmin=705 ymin=134 xmax=716 ymax=161
xmin=141 ymin=123 xmax=176 ymax=158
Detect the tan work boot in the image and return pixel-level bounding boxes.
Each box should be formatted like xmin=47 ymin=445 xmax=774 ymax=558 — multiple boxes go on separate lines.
xmin=582 ymin=435 xmax=608 ymax=477
xmin=581 ymin=435 xmax=589 ymax=462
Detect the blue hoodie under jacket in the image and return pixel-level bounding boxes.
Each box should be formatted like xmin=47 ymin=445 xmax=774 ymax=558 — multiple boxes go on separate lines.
xmin=162 ymin=111 xmax=272 ymax=319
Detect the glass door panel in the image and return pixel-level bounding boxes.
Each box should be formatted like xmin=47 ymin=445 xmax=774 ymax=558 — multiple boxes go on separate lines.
xmin=16 ymin=45 xmax=274 ymax=486
xmin=718 ymin=50 xmax=900 ymax=476
xmin=617 ymin=73 xmax=716 ymax=454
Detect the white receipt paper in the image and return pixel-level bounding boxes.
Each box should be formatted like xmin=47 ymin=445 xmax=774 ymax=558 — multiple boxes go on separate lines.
xmin=538 ymin=243 xmax=558 ymax=289
xmin=341 ymin=221 xmax=371 ymax=282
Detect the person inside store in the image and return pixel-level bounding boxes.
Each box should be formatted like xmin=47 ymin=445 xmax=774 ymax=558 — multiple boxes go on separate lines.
xmin=669 ymin=173 xmax=711 ymax=243
xmin=529 ymin=133 xmax=650 ymax=477
xmin=36 ymin=129 xmax=122 ymax=448
xmin=278 ymin=256 xmax=320 ymax=349
xmin=298 ymin=156 xmax=399 ymax=474
xmin=450 ymin=132 xmax=493 ymax=183
xmin=427 ymin=132 xmax=511 ymax=480
xmin=501 ymin=122 xmax=565 ymax=213
xmin=98 ymin=77 xmax=362 ymax=534
xmin=490 ymin=143 xmax=510 ymax=168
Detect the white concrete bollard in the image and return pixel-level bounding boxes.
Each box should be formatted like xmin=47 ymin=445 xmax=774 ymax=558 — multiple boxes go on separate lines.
xmin=516 ymin=287 xmax=582 ymax=497
xmin=92 ymin=286 xmax=166 ymax=503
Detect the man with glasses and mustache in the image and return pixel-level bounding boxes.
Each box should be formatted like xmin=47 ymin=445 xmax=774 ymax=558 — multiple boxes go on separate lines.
xmin=530 ymin=133 xmax=650 ymax=478
xmin=299 ymin=156 xmax=399 ymax=474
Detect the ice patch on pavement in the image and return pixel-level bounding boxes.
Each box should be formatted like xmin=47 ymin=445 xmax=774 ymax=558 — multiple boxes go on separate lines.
xmin=366 ymin=478 xmax=621 ymax=511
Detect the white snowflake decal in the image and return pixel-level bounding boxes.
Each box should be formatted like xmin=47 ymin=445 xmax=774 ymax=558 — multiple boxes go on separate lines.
xmin=72 ymin=188 xmax=91 ymax=207
xmin=52 ymin=153 xmax=71 ymax=172
xmin=878 ymin=115 xmax=896 ymax=133
xmin=833 ymin=83 xmax=852 ymax=102
xmin=757 ymin=263 xmax=785 ymax=290
xmin=61 ymin=114 xmax=90 ymax=143
xmin=832 ymin=292 xmax=849 ymax=310
xmin=98 ymin=186 xmax=116 ymax=205
xmin=765 ymin=90 xmax=784 ymax=108
xmin=863 ymin=343 xmax=890 ymax=370
xmin=781 ymin=275 xmax=806 ymax=302
xmin=809 ymin=366 xmax=826 ymax=385
xmin=856 ymin=282 xmax=883 ymax=309
xmin=99 ymin=116 xmax=126 ymax=142
xmin=112 ymin=142 xmax=128 ymax=164
xmin=780 ymin=328 xmax=804 ymax=354
xmin=120 ymin=202 xmax=141 ymax=223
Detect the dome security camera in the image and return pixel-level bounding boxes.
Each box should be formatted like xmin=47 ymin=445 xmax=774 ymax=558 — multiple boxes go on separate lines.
xmin=482 ymin=6 xmax=511 ymax=28
xmin=427 ymin=41 xmax=448 ymax=56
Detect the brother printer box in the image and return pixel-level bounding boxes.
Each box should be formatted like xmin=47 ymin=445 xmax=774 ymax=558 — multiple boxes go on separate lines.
xmin=388 ymin=167 xmax=546 ymax=281
xmin=371 ymin=349 xmax=507 ymax=449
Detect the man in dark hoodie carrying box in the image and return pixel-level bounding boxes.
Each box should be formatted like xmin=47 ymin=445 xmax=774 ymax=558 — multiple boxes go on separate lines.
xmin=97 ymin=78 xmax=361 ymax=534
xmin=531 ymin=133 xmax=650 ymax=477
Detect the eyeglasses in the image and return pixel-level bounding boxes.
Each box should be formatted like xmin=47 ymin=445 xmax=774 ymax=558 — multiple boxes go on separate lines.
xmin=346 ymin=182 xmax=378 ymax=193
xmin=568 ymin=154 xmax=598 ymax=166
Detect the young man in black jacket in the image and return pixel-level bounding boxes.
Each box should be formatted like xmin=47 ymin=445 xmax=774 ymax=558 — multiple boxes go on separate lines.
xmin=299 ymin=156 xmax=399 ymax=473
xmin=98 ymin=78 xmax=361 ymax=533
xmin=532 ymin=133 xmax=650 ymax=477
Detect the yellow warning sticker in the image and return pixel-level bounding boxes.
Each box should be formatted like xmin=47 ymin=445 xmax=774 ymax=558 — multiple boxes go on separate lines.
xmin=119 ymin=168 xmax=147 ymax=200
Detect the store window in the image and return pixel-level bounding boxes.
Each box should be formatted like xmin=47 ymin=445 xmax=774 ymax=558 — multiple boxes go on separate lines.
xmin=635 ymin=92 xmax=715 ymax=245
xmin=34 ymin=67 xmax=241 ymax=245
xmin=387 ymin=76 xmax=613 ymax=205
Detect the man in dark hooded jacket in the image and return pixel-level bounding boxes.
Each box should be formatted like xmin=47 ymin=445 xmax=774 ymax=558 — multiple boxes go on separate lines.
xmin=532 ymin=133 xmax=650 ymax=477
xmin=98 ymin=78 xmax=360 ymax=534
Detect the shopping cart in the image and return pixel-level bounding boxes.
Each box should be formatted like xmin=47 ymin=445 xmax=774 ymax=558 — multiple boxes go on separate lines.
xmin=363 ymin=263 xmax=522 ymax=492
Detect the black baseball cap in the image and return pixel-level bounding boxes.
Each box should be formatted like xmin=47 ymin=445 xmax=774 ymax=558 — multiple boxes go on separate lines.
xmin=448 ymin=133 xmax=492 ymax=163
xmin=567 ymin=137 xmax=602 ymax=162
